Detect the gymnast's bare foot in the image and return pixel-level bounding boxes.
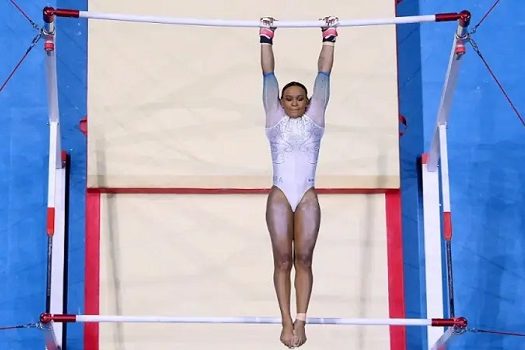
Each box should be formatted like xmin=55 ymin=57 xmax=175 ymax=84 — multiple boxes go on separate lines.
xmin=281 ymin=320 xmax=296 ymax=348
xmin=293 ymin=320 xmax=307 ymax=347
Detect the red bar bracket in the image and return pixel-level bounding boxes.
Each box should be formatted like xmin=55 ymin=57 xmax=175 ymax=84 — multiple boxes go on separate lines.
xmin=431 ymin=317 xmax=467 ymax=329
xmin=40 ymin=313 xmax=77 ymax=324
xmin=459 ymin=10 xmax=471 ymax=27
xmin=43 ymin=7 xmax=80 ymax=23
xmin=435 ymin=12 xmax=460 ymax=22
xmin=435 ymin=10 xmax=471 ymax=25
xmin=43 ymin=7 xmax=55 ymax=23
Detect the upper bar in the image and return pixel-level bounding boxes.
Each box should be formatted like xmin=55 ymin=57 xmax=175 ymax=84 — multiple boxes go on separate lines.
xmin=43 ymin=7 xmax=469 ymax=28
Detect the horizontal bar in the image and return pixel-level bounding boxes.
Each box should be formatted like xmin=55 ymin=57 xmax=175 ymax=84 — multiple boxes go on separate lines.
xmin=44 ymin=8 xmax=468 ymax=28
xmin=86 ymin=187 xmax=397 ymax=195
xmin=41 ymin=314 xmax=464 ymax=327
xmin=77 ymin=12 xmax=438 ymax=27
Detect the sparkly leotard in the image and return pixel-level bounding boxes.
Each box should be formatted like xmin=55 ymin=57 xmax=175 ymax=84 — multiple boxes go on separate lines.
xmin=263 ymin=72 xmax=330 ymax=211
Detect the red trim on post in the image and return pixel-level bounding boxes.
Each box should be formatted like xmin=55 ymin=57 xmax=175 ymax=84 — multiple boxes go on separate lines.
xmin=443 ymin=211 xmax=452 ymax=241
xmin=454 ymin=317 xmax=468 ymax=328
xmin=47 ymin=207 xmax=55 ymax=236
xmin=43 ymin=7 xmax=55 ymax=23
xmin=455 ymin=38 xmax=466 ymax=56
xmin=85 ymin=192 xmax=101 ymax=350
xmin=421 ymin=153 xmax=429 ymax=165
xmin=40 ymin=313 xmax=53 ymax=323
xmin=44 ymin=41 xmax=55 ymax=52
xmin=87 ymin=187 xmax=395 ymax=195
xmin=459 ymin=10 xmax=471 ymax=27
xmin=435 ymin=12 xmax=461 ymax=22
xmin=385 ymin=191 xmax=407 ymax=349
xmin=79 ymin=117 xmax=87 ymax=136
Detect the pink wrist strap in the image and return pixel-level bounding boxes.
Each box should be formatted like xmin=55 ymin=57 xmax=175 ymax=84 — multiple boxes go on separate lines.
xmin=259 ymin=27 xmax=275 ymax=39
xmin=322 ymin=27 xmax=337 ymax=40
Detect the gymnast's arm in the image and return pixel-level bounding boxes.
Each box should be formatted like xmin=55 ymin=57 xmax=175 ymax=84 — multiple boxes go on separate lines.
xmin=260 ymin=17 xmax=283 ymax=127
xmin=308 ymin=16 xmax=338 ymax=126
xmin=317 ymin=42 xmax=334 ymax=74
xmin=261 ymin=42 xmax=275 ymax=75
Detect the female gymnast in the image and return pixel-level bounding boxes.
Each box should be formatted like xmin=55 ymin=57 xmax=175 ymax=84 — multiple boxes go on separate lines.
xmin=260 ymin=15 xmax=338 ymax=348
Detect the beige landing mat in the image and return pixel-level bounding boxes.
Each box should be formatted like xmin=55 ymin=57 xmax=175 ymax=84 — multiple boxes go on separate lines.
xmin=98 ymin=193 xmax=391 ymax=349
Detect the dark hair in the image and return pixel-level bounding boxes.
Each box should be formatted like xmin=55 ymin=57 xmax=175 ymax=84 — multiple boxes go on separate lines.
xmin=281 ymin=81 xmax=308 ymax=98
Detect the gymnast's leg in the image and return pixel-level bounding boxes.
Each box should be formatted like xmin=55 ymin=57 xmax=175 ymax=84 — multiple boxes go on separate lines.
xmin=266 ymin=186 xmax=296 ymax=348
xmin=292 ymin=188 xmax=321 ymax=347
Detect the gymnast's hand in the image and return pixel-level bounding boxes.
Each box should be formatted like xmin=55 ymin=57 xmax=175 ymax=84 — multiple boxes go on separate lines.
xmin=320 ymin=15 xmax=338 ymax=43
xmin=260 ymin=16 xmax=277 ymax=45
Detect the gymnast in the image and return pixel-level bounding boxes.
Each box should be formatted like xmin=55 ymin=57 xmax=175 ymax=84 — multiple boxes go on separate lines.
xmin=260 ymin=15 xmax=338 ymax=348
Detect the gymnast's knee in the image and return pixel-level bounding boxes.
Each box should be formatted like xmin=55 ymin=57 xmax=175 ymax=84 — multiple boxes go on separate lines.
xmin=294 ymin=252 xmax=313 ymax=270
xmin=274 ymin=252 xmax=293 ymax=272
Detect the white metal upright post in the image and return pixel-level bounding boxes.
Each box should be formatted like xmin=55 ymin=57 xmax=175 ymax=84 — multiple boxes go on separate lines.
xmin=43 ymin=9 xmax=68 ymax=350
xmin=421 ymin=11 xmax=470 ymax=349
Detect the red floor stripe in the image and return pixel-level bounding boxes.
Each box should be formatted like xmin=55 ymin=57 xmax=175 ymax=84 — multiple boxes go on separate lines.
xmin=386 ymin=190 xmax=407 ymax=349
xmin=84 ymin=192 xmax=100 ymax=350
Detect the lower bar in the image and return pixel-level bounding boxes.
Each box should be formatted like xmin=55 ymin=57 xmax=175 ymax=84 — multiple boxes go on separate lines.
xmin=41 ymin=314 xmax=463 ymax=327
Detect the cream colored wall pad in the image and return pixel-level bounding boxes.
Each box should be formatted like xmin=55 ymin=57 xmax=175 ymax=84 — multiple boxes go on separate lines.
xmin=87 ymin=0 xmax=400 ymax=189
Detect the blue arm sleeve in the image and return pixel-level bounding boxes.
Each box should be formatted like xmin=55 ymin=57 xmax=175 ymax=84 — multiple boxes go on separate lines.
xmin=263 ymin=72 xmax=284 ymax=127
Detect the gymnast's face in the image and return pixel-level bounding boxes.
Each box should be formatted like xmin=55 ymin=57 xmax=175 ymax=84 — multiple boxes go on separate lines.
xmin=281 ymin=86 xmax=309 ymax=118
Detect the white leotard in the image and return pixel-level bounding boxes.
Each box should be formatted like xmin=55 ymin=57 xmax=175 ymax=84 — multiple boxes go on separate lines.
xmin=263 ymin=72 xmax=330 ymax=211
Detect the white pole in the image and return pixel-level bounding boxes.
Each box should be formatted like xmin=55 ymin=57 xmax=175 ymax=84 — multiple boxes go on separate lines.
xmin=43 ymin=27 xmax=65 ymax=350
xmin=76 ymin=11 xmax=437 ymax=28
xmin=426 ymin=23 xmax=466 ymax=172
xmin=74 ymin=315 xmax=432 ymax=326
xmin=421 ymin=155 xmax=445 ymax=349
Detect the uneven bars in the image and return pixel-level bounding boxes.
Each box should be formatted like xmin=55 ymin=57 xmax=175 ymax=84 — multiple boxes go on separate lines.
xmin=43 ymin=7 xmax=471 ymax=28
xmin=40 ymin=313 xmax=468 ymax=328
